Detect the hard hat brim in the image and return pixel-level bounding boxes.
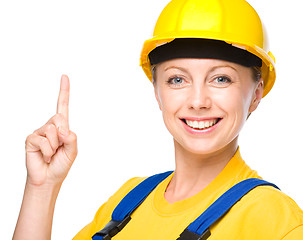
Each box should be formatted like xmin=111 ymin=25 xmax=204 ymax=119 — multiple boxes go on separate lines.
xmin=140 ymin=35 xmax=275 ymax=98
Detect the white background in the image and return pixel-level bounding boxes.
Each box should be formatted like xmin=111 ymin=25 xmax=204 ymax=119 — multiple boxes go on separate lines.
xmin=1 ymin=0 xmax=302 ymax=239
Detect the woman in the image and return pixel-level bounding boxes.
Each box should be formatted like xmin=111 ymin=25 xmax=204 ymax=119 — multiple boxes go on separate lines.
xmin=13 ymin=0 xmax=303 ymax=239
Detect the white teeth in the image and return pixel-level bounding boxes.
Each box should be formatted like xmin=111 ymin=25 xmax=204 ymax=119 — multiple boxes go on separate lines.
xmin=185 ymin=119 xmax=219 ymax=130
xmin=198 ymin=121 xmax=205 ymax=129
xmin=193 ymin=121 xmax=199 ymax=128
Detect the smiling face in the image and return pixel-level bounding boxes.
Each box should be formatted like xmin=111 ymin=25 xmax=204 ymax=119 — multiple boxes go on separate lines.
xmin=153 ymin=58 xmax=263 ymax=156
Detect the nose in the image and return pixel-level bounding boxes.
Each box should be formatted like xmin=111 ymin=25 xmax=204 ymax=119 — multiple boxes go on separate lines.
xmin=187 ymin=84 xmax=212 ymax=110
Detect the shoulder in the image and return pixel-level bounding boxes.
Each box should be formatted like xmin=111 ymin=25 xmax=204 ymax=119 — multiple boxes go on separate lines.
xmin=107 ymin=176 xmax=147 ymax=206
xmin=230 ymin=185 xmax=303 ymax=239
xmin=97 ymin=176 xmax=148 ymax=217
xmin=73 ymin=177 xmax=146 ymax=240
xmin=73 ymin=176 xmax=148 ymax=239
xmin=242 ymin=185 xmax=303 ymax=219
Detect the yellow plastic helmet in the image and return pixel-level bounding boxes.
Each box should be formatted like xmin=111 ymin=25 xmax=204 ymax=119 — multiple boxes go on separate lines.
xmin=140 ymin=0 xmax=276 ymax=97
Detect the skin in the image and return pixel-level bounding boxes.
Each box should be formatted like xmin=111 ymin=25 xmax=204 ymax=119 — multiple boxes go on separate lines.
xmin=153 ymin=58 xmax=263 ymax=203
xmin=13 ymin=75 xmax=77 ymax=240
xmin=13 ymin=58 xmax=263 ymax=238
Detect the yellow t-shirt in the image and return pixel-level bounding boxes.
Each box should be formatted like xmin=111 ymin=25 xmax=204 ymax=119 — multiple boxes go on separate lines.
xmin=73 ymin=150 xmax=303 ymax=239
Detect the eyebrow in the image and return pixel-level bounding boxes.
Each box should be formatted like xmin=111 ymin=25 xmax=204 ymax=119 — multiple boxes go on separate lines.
xmin=208 ymin=64 xmax=238 ymax=73
xmin=164 ymin=66 xmax=189 ymax=73
xmin=164 ymin=64 xmax=238 ymax=74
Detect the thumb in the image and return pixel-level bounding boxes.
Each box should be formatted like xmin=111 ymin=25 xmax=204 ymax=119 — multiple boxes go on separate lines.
xmin=58 ymin=128 xmax=78 ymax=163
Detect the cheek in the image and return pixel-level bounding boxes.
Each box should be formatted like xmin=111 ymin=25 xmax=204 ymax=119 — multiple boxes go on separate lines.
xmin=157 ymin=89 xmax=187 ymax=131
xmin=212 ymin=87 xmax=249 ymax=128
xmin=157 ymin=89 xmax=186 ymax=114
xmin=221 ymin=81 xmax=253 ymax=111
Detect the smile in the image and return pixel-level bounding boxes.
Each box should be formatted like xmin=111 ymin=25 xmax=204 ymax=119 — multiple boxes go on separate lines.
xmin=182 ymin=118 xmax=221 ymax=130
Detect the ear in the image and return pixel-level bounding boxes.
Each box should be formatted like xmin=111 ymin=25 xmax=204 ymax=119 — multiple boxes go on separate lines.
xmin=249 ymin=79 xmax=264 ymax=113
xmin=154 ymin=84 xmax=162 ymax=111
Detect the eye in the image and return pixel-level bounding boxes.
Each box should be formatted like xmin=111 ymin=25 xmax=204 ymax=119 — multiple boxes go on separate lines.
xmin=168 ymin=77 xmax=184 ymax=84
xmin=167 ymin=76 xmax=186 ymax=87
xmin=214 ymin=76 xmax=231 ymax=83
xmin=211 ymin=76 xmax=232 ymax=87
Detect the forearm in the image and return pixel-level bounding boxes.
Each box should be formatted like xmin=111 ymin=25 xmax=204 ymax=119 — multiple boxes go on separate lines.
xmin=13 ymin=182 xmax=61 ymax=240
xmin=14 ymin=75 xmax=77 ymax=240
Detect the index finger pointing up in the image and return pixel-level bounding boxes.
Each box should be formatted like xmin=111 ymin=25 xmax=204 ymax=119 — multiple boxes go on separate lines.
xmin=57 ymin=74 xmax=70 ymax=123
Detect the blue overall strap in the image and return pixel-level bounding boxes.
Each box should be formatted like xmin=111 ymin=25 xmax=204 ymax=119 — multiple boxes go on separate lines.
xmin=178 ymin=178 xmax=280 ymax=240
xmin=92 ymin=171 xmax=173 ymax=240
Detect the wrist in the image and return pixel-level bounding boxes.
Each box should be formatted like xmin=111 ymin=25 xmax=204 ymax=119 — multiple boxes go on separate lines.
xmin=13 ymin=179 xmax=62 ymax=240
xmin=25 ymin=179 xmax=62 ymax=201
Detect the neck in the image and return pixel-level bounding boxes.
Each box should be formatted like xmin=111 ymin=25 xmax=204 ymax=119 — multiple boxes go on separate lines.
xmin=165 ymin=138 xmax=238 ymax=203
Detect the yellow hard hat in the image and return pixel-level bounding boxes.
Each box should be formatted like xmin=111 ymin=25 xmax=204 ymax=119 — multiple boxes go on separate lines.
xmin=140 ymin=0 xmax=276 ymax=97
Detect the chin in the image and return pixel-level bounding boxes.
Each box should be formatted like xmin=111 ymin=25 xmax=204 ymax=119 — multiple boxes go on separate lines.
xmin=174 ymin=133 xmax=240 ymax=157
xmin=175 ymin=138 xmax=226 ymax=156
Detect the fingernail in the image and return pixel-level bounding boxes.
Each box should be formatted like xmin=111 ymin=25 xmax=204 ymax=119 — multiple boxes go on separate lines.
xmin=59 ymin=127 xmax=69 ymax=136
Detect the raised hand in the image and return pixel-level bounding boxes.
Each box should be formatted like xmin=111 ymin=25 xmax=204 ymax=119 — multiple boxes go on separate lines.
xmin=25 ymin=75 xmax=77 ymax=187
xmin=13 ymin=75 xmax=78 ymax=239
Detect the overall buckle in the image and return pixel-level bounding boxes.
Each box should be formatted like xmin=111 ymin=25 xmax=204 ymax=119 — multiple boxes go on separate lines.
xmin=92 ymin=215 xmax=131 ymax=240
xmin=177 ymin=228 xmax=211 ymax=240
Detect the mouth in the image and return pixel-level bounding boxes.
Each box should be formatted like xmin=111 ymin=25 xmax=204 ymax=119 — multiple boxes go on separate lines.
xmin=181 ymin=118 xmax=222 ymax=130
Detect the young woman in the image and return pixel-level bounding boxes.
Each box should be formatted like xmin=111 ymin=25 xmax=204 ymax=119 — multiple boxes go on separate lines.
xmin=13 ymin=0 xmax=303 ymax=239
